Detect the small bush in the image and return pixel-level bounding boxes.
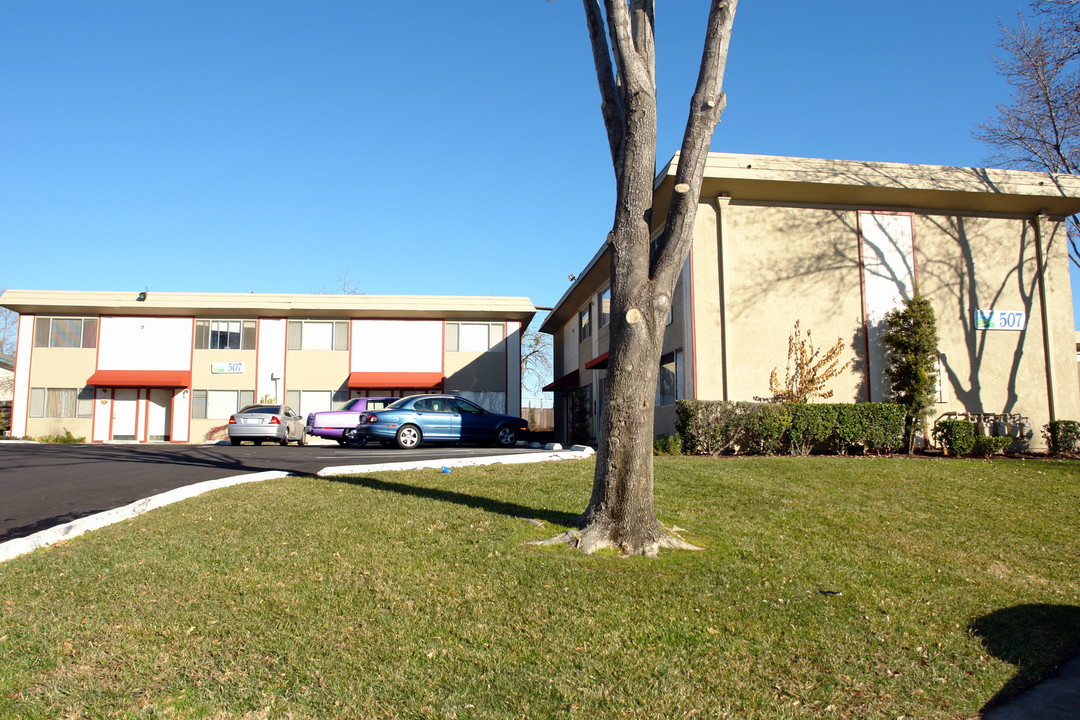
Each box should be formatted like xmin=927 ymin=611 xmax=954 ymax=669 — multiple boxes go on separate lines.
xmin=676 ymin=400 xmax=753 ymax=455
xmin=653 ymin=434 xmax=683 ymax=456
xmin=743 ymin=403 xmax=791 ymax=455
xmin=1042 ymin=420 xmax=1080 ymax=454
xmin=787 ymin=404 xmax=838 ymax=455
xmin=970 ymin=436 xmax=1011 ymax=457
xmin=36 ymin=429 xmax=85 ymax=444
xmin=933 ymin=419 xmax=975 ymax=456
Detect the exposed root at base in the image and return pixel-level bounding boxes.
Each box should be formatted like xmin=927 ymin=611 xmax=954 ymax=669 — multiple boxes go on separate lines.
xmin=526 ymin=524 xmax=703 ymax=557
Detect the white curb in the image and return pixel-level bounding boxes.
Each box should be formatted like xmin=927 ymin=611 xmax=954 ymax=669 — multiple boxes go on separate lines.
xmin=0 ymin=450 xmax=596 ymax=563
xmin=0 ymin=471 xmax=290 ymax=564
xmin=317 ymin=449 xmax=594 ymax=476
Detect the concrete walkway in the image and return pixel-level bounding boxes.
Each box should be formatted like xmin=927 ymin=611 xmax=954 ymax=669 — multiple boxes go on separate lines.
xmin=982 ymin=654 xmax=1080 ymax=719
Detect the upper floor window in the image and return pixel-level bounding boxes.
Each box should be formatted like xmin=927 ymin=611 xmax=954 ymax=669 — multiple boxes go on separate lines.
xmin=598 ymin=287 xmax=611 ymax=329
xmin=34 ymin=317 xmax=97 ymax=348
xmin=194 ymin=319 xmax=256 ymax=350
xmin=579 ymin=305 xmax=591 ymax=341
xmin=288 ymin=320 xmax=349 ymax=351
xmin=445 ymin=322 xmax=505 ymax=352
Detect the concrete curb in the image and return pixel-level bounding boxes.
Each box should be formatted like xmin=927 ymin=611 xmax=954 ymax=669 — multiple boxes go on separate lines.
xmin=0 ymin=449 xmax=596 ymax=564
xmin=316 ymin=448 xmax=595 ymax=477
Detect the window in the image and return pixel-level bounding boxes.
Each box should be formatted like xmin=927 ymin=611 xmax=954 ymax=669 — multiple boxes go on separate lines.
xmin=285 ymin=389 xmax=341 ymax=418
xmin=579 ymin=305 xmax=591 ymax=341
xmin=598 ymin=288 xmax=611 ymax=329
xmin=445 ymin=322 xmax=505 ymax=352
xmin=656 ymin=349 xmax=684 ymax=407
xmin=29 ymin=387 xmax=93 ymax=418
xmin=194 ymin=320 xmax=256 ymax=350
xmin=33 ymin=317 xmax=98 ymax=348
xmin=192 ymin=389 xmax=254 ymax=419
xmin=288 ymin=320 xmax=348 ymax=351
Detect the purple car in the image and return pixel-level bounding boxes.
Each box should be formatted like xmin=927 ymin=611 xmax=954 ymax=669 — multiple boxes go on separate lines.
xmin=305 ymin=397 xmax=396 ymax=446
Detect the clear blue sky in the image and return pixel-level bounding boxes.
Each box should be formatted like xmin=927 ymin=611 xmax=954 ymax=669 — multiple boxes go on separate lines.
xmin=3 ymin=0 xmax=1077 ymax=327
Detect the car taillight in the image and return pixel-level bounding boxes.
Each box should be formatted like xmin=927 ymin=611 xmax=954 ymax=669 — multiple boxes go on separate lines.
xmin=228 ymin=416 xmax=237 ymax=424
xmin=366 ymin=414 xmax=379 ymax=423
xmin=270 ymin=416 xmax=281 ymax=425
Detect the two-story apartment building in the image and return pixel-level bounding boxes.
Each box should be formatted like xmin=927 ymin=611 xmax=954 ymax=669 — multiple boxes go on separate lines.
xmin=1 ymin=291 xmax=534 ymax=443
xmin=541 ymin=152 xmax=1080 ymax=448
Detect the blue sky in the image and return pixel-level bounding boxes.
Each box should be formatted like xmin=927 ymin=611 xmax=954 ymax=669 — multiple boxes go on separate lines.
xmin=3 ymin=0 xmax=1077 ymax=328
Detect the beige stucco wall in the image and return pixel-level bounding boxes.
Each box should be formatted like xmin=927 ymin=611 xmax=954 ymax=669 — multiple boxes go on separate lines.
xmin=190 ymin=349 xmax=259 ymax=391
xmin=283 ymin=350 xmax=350 ymax=392
xmin=699 ymin=202 xmax=866 ymax=404
xmin=444 ymin=350 xmax=506 ymax=392
xmin=23 ymin=346 xmax=97 ymax=439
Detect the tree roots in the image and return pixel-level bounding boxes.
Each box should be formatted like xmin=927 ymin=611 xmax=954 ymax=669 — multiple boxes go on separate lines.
xmin=526 ymin=523 xmax=703 ymax=557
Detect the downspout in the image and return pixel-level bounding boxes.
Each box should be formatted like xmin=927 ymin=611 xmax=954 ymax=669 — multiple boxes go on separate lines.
xmin=1033 ymin=211 xmax=1058 ymax=421
xmin=714 ymin=194 xmax=732 ymax=401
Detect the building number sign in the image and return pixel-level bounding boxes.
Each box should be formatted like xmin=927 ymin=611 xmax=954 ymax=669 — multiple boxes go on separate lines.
xmin=211 ymin=362 xmax=245 ymax=374
xmin=974 ymin=310 xmax=1026 ymax=331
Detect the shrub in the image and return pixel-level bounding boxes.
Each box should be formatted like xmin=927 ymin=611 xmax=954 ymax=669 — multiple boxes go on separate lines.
xmin=1042 ymin=420 xmax=1080 ymax=454
xmin=743 ymin=403 xmax=791 ymax=455
xmin=860 ymin=403 xmax=907 ymax=454
xmin=652 ymin=434 xmax=683 ymax=456
xmin=787 ymin=404 xmax=838 ymax=456
xmin=36 ymin=429 xmax=85 ymax=444
xmin=933 ymin=419 xmax=975 ymax=456
xmin=970 ymin=436 xmax=1011 ymax=457
xmin=676 ymin=400 xmax=753 ymax=455
xmin=832 ymin=404 xmax=875 ymax=455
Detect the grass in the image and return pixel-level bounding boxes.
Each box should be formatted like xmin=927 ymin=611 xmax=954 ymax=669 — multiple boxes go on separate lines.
xmin=0 ymin=455 xmax=1077 ymax=719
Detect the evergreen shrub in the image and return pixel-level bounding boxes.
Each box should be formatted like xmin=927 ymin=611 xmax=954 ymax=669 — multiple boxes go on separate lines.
xmin=933 ymin=419 xmax=975 ymax=456
xmin=970 ymin=436 xmax=1011 ymax=457
xmin=1042 ymin=420 xmax=1080 ymax=454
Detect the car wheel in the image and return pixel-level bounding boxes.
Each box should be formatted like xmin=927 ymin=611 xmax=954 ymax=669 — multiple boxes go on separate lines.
xmin=496 ymin=426 xmax=517 ymax=448
xmin=254 ymin=440 xmax=263 ymax=446
xmin=279 ymin=434 xmax=289 ymax=446
xmin=297 ymin=430 xmax=307 ymax=446
xmin=230 ymin=438 xmax=241 ymax=446
xmin=342 ymin=429 xmax=368 ymax=448
xmin=395 ymin=425 xmax=421 ymax=449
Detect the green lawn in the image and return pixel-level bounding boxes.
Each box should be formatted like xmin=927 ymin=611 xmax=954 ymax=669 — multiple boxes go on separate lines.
xmin=1 ymin=456 xmax=1077 ymax=719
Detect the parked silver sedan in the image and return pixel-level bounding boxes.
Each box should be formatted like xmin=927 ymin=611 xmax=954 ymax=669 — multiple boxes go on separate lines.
xmin=227 ymin=405 xmax=307 ymax=446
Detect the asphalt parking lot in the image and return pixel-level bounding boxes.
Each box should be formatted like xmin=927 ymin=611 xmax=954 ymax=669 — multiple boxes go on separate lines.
xmin=0 ymin=441 xmax=548 ymax=542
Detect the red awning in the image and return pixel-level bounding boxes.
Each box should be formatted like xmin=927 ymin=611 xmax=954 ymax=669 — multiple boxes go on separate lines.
xmin=542 ymin=369 xmax=580 ymax=392
xmin=87 ymin=370 xmax=192 ymax=388
xmin=348 ymin=372 xmax=444 ymax=389
xmin=585 ymin=352 xmax=609 ymax=370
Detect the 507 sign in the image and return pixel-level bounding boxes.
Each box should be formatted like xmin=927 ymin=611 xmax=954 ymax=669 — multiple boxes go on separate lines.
xmin=211 ymin=362 xmax=245 ymax=374
xmin=974 ymin=309 xmax=1026 ymax=331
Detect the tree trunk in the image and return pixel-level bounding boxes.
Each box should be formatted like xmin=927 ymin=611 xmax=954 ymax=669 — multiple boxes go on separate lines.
xmin=536 ymin=0 xmax=736 ymax=556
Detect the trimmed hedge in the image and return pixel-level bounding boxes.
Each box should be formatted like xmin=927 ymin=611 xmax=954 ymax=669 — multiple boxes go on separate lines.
xmin=676 ymin=400 xmax=905 ymax=456
xmin=1043 ymin=420 xmax=1080 ymax=455
xmin=933 ymin=419 xmax=975 ymax=456
xmin=970 ymin=436 xmax=1011 ymax=457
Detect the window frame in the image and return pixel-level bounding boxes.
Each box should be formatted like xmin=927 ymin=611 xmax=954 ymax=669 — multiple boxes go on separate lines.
xmin=33 ymin=317 xmax=98 ymax=349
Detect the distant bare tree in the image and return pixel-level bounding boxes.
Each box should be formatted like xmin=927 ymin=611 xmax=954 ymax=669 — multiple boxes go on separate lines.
xmin=519 ymin=323 xmax=553 ymax=397
xmin=312 ymin=271 xmax=364 ymax=295
xmin=977 ymin=2 xmax=1080 ymax=266
xmin=0 ymin=290 xmax=17 ymax=357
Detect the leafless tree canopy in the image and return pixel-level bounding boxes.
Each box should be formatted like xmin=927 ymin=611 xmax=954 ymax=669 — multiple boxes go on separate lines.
xmin=0 ymin=290 xmax=17 ymax=357
xmin=977 ymin=1 xmax=1080 ymax=265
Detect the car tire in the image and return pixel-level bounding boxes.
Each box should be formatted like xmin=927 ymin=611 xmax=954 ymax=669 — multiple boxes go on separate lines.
xmin=254 ymin=440 xmax=263 ymax=446
xmin=496 ymin=426 xmax=517 ymax=448
xmin=342 ymin=429 xmax=368 ymax=448
xmin=297 ymin=431 xmax=307 ymax=446
xmin=395 ymin=425 xmax=421 ymax=449
xmin=230 ymin=438 xmax=241 ymax=446
xmin=279 ymin=434 xmax=289 ymax=446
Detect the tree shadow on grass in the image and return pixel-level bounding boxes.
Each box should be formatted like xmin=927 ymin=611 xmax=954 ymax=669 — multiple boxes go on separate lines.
xmin=968 ymin=604 xmax=1080 ymax=712
xmin=324 ymin=475 xmax=579 ymax=528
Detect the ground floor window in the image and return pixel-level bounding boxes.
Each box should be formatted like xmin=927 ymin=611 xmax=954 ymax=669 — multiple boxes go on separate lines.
xmin=350 ymin=388 xmax=441 ymax=399
xmin=286 ymin=389 xmax=350 ymax=418
xmin=29 ymin=387 xmax=94 ymax=418
xmin=445 ymin=390 xmax=506 ymax=414
xmin=192 ymin=389 xmax=255 ymax=419
xmin=656 ymin=349 xmax=684 ymax=407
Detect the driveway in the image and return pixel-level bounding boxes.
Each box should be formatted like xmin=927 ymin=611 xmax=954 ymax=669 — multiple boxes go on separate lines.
xmin=0 ymin=442 xmax=547 ymax=542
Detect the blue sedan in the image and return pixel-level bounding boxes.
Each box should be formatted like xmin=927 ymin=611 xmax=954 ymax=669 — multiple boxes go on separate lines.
xmin=353 ymin=395 xmax=529 ymax=449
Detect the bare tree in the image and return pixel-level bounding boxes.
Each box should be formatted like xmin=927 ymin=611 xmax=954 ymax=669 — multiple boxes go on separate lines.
xmin=520 ymin=322 xmax=553 ymax=396
xmin=539 ymin=1 xmax=737 ymax=556
xmin=0 ymin=290 xmax=18 ymax=357
xmin=977 ymin=2 xmax=1080 ymax=266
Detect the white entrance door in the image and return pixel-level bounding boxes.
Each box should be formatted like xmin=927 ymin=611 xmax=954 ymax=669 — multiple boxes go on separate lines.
xmin=112 ymin=389 xmax=139 ymax=440
xmin=148 ymin=389 xmax=172 ymax=441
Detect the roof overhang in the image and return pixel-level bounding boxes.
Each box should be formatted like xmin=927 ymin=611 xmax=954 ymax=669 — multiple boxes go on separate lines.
xmin=347 ymin=372 xmax=445 ymax=389
xmin=541 ymin=369 xmax=580 ymax=392
xmin=0 ymin=291 xmax=537 ymax=324
xmin=87 ymin=370 xmax=192 ymax=388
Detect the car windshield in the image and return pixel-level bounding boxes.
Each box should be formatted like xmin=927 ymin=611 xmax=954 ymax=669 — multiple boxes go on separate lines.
xmin=239 ymin=406 xmax=281 ymax=414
